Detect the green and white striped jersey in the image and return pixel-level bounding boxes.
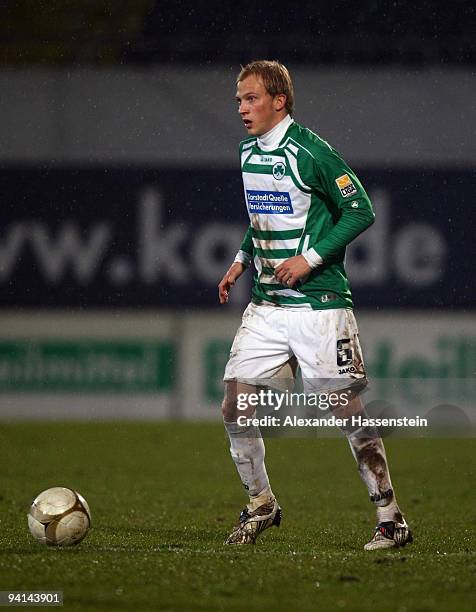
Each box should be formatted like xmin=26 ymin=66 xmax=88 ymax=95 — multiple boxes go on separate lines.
xmin=236 ymin=120 xmax=375 ymax=310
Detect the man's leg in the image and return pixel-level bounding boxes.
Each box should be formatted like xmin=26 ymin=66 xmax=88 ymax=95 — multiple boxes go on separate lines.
xmin=290 ymin=307 xmax=411 ymax=549
xmin=222 ymin=380 xmax=274 ymax=508
xmin=222 ymin=380 xmax=281 ymax=544
xmin=338 ymin=394 xmax=413 ymax=549
xmin=221 ymin=304 xmax=297 ymax=543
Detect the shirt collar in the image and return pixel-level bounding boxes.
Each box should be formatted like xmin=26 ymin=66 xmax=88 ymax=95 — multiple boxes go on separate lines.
xmin=257 ymin=115 xmax=293 ymax=151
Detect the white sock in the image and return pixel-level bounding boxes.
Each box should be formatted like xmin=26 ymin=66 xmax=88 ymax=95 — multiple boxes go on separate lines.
xmin=248 ymin=487 xmax=275 ymax=512
xmin=345 ymin=434 xmax=405 ymax=524
xmin=224 ymin=419 xmax=271 ymax=498
xmin=377 ymin=498 xmax=404 ymax=524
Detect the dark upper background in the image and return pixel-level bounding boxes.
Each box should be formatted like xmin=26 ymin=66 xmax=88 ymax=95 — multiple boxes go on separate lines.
xmin=0 ymin=1 xmax=473 ymax=310
xmin=0 ymin=0 xmax=473 ymax=67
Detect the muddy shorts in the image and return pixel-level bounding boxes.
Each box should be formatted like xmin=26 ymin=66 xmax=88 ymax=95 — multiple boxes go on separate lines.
xmin=223 ymin=303 xmax=367 ymax=393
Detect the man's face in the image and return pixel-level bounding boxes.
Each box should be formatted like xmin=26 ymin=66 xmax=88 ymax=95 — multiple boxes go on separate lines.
xmin=236 ymin=74 xmax=284 ymax=136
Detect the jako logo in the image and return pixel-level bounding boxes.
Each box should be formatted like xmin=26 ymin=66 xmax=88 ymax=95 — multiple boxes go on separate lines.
xmin=246 ymin=190 xmax=293 ymax=214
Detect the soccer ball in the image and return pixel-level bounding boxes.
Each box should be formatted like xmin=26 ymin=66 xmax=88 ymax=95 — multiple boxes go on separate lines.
xmin=28 ymin=487 xmax=91 ymax=546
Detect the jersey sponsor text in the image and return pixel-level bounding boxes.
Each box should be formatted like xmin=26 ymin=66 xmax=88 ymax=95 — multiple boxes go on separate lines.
xmin=246 ymin=190 xmax=293 ymax=214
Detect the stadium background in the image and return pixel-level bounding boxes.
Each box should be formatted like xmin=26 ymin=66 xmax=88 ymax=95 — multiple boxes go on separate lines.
xmin=0 ymin=2 xmax=474 ymax=611
xmin=0 ymin=0 xmax=474 ymax=420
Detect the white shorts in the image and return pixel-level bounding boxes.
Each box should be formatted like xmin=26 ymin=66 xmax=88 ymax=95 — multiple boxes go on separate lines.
xmin=224 ymin=303 xmax=366 ymax=392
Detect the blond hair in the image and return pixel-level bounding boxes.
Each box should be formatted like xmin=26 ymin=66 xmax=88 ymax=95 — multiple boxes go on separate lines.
xmin=237 ymin=60 xmax=295 ymax=115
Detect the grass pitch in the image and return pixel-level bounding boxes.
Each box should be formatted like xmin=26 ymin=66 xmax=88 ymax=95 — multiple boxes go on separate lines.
xmin=0 ymin=422 xmax=474 ymax=611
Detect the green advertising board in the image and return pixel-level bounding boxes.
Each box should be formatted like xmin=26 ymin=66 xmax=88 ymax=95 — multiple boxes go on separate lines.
xmin=0 ymin=341 xmax=175 ymax=392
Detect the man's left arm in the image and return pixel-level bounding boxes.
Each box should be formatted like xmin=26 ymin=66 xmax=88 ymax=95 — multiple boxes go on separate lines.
xmin=275 ymin=151 xmax=375 ymax=286
xmin=303 ymin=152 xmax=375 ymax=265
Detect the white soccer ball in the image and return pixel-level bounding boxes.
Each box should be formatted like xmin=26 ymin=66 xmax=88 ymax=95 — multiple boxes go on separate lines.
xmin=27 ymin=487 xmax=91 ymax=546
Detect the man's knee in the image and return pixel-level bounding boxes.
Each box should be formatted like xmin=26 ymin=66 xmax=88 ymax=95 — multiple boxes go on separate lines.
xmin=221 ymin=381 xmax=258 ymax=421
xmin=222 ymin=391 xmax=237 ymax=421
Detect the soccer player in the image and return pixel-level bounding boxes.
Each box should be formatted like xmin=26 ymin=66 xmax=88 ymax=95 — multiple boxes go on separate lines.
xmin=218 ymin=60 xmax=413 ymax=550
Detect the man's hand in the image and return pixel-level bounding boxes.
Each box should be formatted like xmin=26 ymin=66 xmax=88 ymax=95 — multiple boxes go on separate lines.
xmin=218 ymin=262 xmax=246 ymax=304
xmin=275 ymin=255 xmax=312 ymax=288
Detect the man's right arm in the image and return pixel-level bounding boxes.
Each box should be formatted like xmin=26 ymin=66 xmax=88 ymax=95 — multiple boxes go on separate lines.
xmin=233 ymin=224 xmax=253 ymax=267
xmin=218 ymin=225 xmax=253 ymax=304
